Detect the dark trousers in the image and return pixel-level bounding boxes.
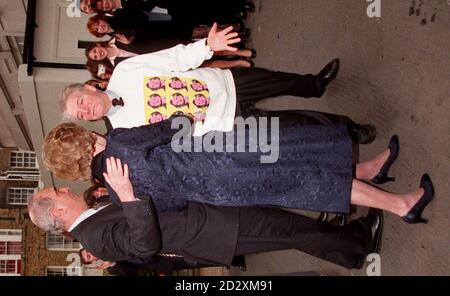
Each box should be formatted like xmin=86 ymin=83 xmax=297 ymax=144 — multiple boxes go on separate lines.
xmin=231 ymin=67 xmax=323 ymax=103
xmin=234 ymin=207 xmax=371 ymax=269
xmin=231 ymin=67 xmax=358 ymax=132
xmin=239 ymin=105 xmax=355 ymax=128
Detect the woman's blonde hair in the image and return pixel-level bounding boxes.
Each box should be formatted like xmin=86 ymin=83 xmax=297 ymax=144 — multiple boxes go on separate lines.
xmin=42 ymin=123 xmax=97 ymax=181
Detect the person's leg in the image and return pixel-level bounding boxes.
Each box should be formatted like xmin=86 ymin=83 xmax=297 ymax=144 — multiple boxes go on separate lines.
xmin=243 ymin=108 xmax=355 ymax=126
xmin=202 ymin=59 xmax=251 ymax=69
xmin=233 ymin=207 xmax=372 ymax=269
xmin=237 ymin=105 xmax=376 ymax=144
xmin=231 ymin=59 xmax=339 ymax=103
xmin=350 ymin=179 xmax=424 ymax=217
xmin=231 ymin=67 xmax=322 ymax=103
xmin=215 ymin=49 xmax=254 ymax=58
xmin=355 ymin=149 xmax=390 ymax=180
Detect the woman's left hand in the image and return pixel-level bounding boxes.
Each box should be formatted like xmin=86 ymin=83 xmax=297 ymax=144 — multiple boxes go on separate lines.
xmin=103 ymin=157 xmax=135 ymax=202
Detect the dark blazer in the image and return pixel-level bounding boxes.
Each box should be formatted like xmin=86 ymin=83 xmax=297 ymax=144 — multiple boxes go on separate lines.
xmin=107 ymin=255 xmax=215 ymax=276
xmin=109 ymin=8 xmax=193 ymax=40
xmin=121 ymin=0 xmax=159 ymax=12
xmin=120 ymin=0 xmax=246 ymax=25
xmin=117 ymin=33 xmax=191 ymax=55
xmin=70 ymin=199 xmax=239 ymax=266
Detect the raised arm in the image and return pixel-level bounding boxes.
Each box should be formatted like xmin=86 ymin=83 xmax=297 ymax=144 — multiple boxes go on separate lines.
xmin=117 ymin=23 xmax=241 ymax=72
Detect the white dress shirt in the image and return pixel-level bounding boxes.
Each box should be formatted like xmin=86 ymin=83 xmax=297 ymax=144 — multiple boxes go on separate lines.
xmin=68 ymin=204 xmax=111 ymax=232
xmin=105 ymin=39 xmax=237 ymax=136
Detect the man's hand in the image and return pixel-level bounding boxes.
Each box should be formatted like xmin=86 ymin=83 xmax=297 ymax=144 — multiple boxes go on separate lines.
xmin=103 ymin=157 xmax=136 ymax=203
xmin=207 ymin=23 xmax=241 ymax=52
xmin=94 ymin=260 xmax=115 ymax=270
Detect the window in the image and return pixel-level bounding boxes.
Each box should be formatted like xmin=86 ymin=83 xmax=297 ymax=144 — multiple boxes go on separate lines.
xmin=0 ymin=241 xmax=22 ymax=255
xmin=10 ymin=151 xmax=37 ymax=169
xmin=46 ymin=266 xmax=82 ymax=276
xmin=0 ymin=230 xmax=22 ymax=237
xmin=7 ymin=187 xmax=37 ymax=205
xmin=0 ymin=260 xmax=21 ymax=274
xmin=0 ymin=229 xmax=22 ymax=276
xmin=6 ymin=36 xmax=24 ymax=65
xmin=46 ymin=233 xmax=81 ymax=251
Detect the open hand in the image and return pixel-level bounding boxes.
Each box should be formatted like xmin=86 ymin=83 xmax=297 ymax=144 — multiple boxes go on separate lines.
xmin=207 ymin=23 xmax=241 ymax=52
xmin=115 ymin=33 xmax=133 ymax=44
xmin=94 ymin=260 xmax=115 ymax=270
xmin=103 ymin=157 xmax=135 ymax=202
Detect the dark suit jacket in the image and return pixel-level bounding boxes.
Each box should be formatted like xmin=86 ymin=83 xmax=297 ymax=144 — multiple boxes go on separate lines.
xmin=121 ymin=0 xmax=159 ymax=12
xmin=70 ymin=199 xmax=239 ymax=266
xmin=109 ymin=8 xmax=193 ymax=40
xmin=116 ymin=33 xmax=190 ymax=55
xmin=120 ymin=0 xmax=245 ymax=25
xmin=107 ymin=255 xmax=213 ymax=276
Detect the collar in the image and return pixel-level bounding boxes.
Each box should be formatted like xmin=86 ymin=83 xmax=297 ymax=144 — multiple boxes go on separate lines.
xmin=104 ymin=90 xmax=123 ymax=117
xmin=67 ymin=204 xmax=110 ymax=232
xmin=107 ymin=42 xmax=118 ymax=66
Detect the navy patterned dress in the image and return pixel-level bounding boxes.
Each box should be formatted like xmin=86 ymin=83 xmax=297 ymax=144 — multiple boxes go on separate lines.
xmin=92 ymin=116 xmax=353 ymax=213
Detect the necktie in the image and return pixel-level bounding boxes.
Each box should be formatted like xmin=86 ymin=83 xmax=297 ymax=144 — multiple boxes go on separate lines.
xmin=112 ymin=97 xmax=124 ymax=107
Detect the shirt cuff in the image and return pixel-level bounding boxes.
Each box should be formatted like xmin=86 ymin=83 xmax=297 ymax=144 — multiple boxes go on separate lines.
xmin=202 ymin=38 xmax=214 ymax=59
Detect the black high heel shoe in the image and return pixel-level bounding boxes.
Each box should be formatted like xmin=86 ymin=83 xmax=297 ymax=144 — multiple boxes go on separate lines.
xmin=371 ymin=135 xmax=399 ymax=184
xmin=245 ymin=2 xmax=256 ymax=13
xmin=402 ymin=174 xmax=435 ymax=224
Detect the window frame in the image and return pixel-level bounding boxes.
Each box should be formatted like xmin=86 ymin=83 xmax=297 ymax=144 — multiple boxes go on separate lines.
xmin=45 ymin=266 xmax=82 ymax=276
xmin=9 ymin=151 xmax=38 ymax=169
xmin=6 ymin=187 xmax=37 ymax=205
xmin=46 ymin=233 xmax=82 ymax=251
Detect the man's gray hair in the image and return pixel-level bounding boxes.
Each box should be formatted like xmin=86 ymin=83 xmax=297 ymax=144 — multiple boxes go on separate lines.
xmin=60 ymin=83 xmax=86 ymax=121
xmin=27 ymin=194 xmax=65 ymax=234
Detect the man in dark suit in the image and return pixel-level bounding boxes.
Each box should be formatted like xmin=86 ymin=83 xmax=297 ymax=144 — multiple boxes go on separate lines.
xmin=81 ymin=0 xmax=250 ymax=25
xmin=28 ymin=159 xmax=382 ymax=270
xmin=81 ymin=0 xmax=160 ymax=14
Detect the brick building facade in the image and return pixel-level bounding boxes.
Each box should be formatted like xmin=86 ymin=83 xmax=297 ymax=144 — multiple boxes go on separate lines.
xmin=0 ymin=147 xmax=101 ymax=276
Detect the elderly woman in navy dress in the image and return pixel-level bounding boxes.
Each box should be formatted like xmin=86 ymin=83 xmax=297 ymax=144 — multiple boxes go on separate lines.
xmin=42 ymin=116 xmax=434 ymax=225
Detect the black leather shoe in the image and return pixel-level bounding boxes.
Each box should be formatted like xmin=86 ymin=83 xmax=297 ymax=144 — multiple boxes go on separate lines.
xmin=245 ymin=1 xmax=256 ymax=12
xmin=316 ymin=58 xmax=340 ymax=94
xmin=402 ymin=174 xmax=435 ymax=224
xmin=317 ymin=212 xmax=329 ymax=223
xmin=231 ymin=256 xmax=247 ymax=272
xmin=353 ymin=255 xmax=366 ymax=269
xmin=237 ymin=10 xmax=248 ymax=20
xmin=349 ymin=124 xmax=377 ymax=144
xmin=366 ymin=208 xmax=383 ymax=254
xmin=371 ymin=135 xmax=399 ymax=184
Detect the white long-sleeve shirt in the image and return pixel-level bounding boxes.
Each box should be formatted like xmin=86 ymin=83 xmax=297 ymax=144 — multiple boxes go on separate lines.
xmin=106 ymin=39 xmax=237 ymax=136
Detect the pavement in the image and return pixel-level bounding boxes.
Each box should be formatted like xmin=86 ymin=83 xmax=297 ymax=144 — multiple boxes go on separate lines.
xmin=230 ymin=0 xmax=450 ymax=276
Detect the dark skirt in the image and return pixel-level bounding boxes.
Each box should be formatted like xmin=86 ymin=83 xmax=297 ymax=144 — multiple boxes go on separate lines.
xmin=104 ymin=122 xmax=353 ymax=214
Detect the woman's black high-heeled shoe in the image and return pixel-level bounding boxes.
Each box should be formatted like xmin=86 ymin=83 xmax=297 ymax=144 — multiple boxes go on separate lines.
xmin=371 ymin=135 xmax=400 ymax=184
xmin=245 ymin=2 xmax=256 ymax=13
xmin=402 ymin=174 xmax=435 ymax=224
